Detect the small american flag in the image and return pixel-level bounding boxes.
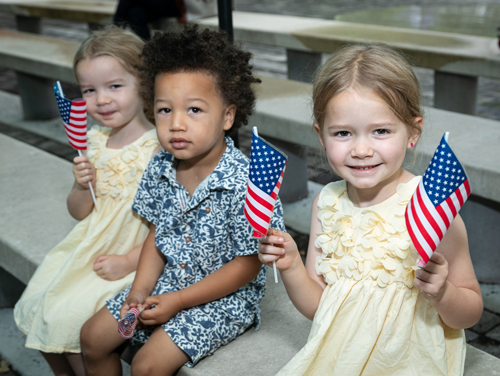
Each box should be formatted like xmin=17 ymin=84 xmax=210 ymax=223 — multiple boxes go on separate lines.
xmin=405 ymin=132 xmax=471 ymax=266
xmin=244 ymin=127 xmax=287 ymax=238
xmin=53 ymin=81 xmax=87 ymax=150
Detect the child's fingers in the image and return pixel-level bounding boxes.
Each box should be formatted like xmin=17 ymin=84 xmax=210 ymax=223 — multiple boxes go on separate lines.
xmin=139 ymin=307 xmax=161 ymax=326
xmin=424 ymin=252 xmax=447 ymax=270
xmin=73 ymin=155 xmax=88 ymax=165
xmin=259 ymin=253 xmax=281 ymax=267
xmin=94 ymin=255 xmax=106 ymax=265
xmin=414 ymin=268 xmax=433 ymax=283
xmin=258 ymin=234 xmax=284 ymax=246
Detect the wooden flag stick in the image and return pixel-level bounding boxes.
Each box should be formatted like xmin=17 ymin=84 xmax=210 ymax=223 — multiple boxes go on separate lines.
xmin=78 ymin=149 xmax=97 ymax=209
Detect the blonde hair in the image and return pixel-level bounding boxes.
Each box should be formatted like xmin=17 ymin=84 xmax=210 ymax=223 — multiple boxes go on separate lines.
xmin=313 ymin=43 xmax=422 ymax=137
xmin=73 ymin=25 xmax=144 ymax=80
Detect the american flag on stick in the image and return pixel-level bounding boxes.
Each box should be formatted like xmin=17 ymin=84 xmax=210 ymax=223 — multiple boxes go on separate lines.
xmin=405 ymin=132 xmax=470 ymax=267
xmin=53 ymin=81 xmax=97 ymax=208
xmin=244 ymin=127 xmax=287 ymax=282
xmin=53 ymin=81 xmax=87 ymax=150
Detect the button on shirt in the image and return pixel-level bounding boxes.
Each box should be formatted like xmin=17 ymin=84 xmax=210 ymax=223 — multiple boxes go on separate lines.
xmin=132 ymin=137 xmax=285 ymax=328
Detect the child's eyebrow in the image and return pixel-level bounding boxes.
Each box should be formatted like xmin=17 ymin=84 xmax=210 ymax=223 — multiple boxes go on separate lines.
xmin=187 ymin=97 xmax=209 ymax=105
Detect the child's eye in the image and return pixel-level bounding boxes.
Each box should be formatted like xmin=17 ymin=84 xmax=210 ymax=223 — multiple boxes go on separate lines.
xmin=110 ymin=84 xmax=121 ymax=89
xmin=374 ymin=129 xmax=389 ymax=135
xmin=189 ymin=107 xmax=201 ymax=114
xmin=335 ymin=131 xmax=351 ymax=137
xmin=82 ymin=88 xmax=94 ymax=95
xmin=158 ymin=108 xmax=171 ymax=114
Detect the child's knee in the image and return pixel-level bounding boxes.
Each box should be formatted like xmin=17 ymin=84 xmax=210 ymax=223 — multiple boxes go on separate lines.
xmin=80 ymin=317 xmax=99 ymax=357
xmin=130 ymin=357 xmax=153 ymax=376
xmin=131 ymin=348 xmax=181 ymax=376
xmin=80 ymin=311 xmax=117 ymax=359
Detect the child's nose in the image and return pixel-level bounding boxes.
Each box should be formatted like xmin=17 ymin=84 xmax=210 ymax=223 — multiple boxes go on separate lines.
xmin=96 ymin=92 xmax=111 ymax=105
xmin=351 ymin=138 xmax=373 ymax=158
xmin=170 ymin=112 xmax=186 ymax=131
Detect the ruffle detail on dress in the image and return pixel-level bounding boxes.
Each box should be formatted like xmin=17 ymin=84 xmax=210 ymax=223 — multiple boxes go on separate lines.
xmin=86 ymin=125 xmax=159 ymax=200
xmin=315 ymin=179 xmax=420 ymax=288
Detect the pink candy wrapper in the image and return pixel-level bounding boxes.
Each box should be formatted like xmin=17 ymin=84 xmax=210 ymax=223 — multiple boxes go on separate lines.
xmin=118 ymin=308 xmax=141 ymax=339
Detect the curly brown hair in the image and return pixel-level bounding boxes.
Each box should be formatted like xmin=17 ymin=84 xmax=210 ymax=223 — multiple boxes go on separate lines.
xmin=139 ymin=24 xmax=261 ymax=135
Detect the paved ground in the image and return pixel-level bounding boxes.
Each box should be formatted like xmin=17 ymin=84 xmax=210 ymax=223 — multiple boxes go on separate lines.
xmin=1 ymin=0 xmax=500 ymax=373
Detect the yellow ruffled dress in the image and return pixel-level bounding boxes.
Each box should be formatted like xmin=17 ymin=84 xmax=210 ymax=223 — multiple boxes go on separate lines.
xmin=277 ymin=177 xmax=465 ymax=376
xmin=14 ymin=125 xmax=159 ymax=353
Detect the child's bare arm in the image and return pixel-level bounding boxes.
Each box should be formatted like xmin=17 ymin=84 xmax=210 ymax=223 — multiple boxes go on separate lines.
xmin=93 ymin=242 xmax=143 ymax=281
xmin=67 ymin=155 xmax=95 ymax=220
xmin=121 ymin=225 xmax=165 ymax=318
xmin=414 ymin=215 xmax=483 ymax=329
xmin=139 ymin=254 xmax=263 ymax=326
xmin=259 ymin=193 xmax=325 ymax=320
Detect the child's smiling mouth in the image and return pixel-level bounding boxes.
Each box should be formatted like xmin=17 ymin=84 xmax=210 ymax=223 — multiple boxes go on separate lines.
xmin=348 ymin=164 xmax=382 ymax=172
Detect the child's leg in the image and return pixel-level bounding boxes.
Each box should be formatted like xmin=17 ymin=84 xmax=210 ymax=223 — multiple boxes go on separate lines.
xmin=40 ymin=352 xmax=78 ymax=376
xmin=65 ymin=353 xmax=85 ymax=376
xmin=80 ymin=306 xmax=127 ymax=376
xmin=131 ymin=326 xmax=189 ymax=376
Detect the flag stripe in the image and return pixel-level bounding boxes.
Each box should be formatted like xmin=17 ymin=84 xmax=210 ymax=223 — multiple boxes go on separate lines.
xmin=419 ymin=183 xmax=447 ymax=235
xmin=248 ymin=180 xmax=275 ymax=211
xmin=411 ymin=195 xmax=437 ymax=254
xmin=244 ymin=206 xmax=267 ymax=236
xmin=406 ymin=201 xmax=431 ymax=263
xmin=436 ymin=204 xmax=452 ymax=227
xmin=245 ymin=192 xmax=272 ymax=224
xmin=65 ymin=132 xmax=87 ymax=142
xmin=415 ymin=187 xmax=443 ymax=240
xmin=64 ymin=124 xmax=87 ymax=136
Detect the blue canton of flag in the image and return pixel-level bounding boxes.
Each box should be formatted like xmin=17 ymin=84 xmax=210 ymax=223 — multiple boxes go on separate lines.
xmin=422 ymin=139 xmax=467 ymax=206
xmin=244 ymin=127 xmax=287 ymax=238
xmin=405 ymin=132 xmax=471 ymax=266
xmin=249 ymin=135 xmax=287 ymax=195
xmin=54 ymin=92 xmax=72 ymax=125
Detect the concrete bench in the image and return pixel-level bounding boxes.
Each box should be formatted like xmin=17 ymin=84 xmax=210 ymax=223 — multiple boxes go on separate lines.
xmin=2 ymin=4 xmax=499 ymax=115
xmin=0 ymin=0 xmax=116 ymax=32
xmin=1 ymin=131 xmax=499 ymax=375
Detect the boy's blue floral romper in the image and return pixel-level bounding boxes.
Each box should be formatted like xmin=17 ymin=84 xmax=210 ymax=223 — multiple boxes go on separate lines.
xmin=106 ymin=137 xmax=285 ymax=366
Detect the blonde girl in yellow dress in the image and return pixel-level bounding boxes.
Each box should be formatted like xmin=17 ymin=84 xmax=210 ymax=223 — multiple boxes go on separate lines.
xmin=258 ymin=44 xmax=483 ymax=375
xmin=14 ymin=27 xmax=160 ymax=376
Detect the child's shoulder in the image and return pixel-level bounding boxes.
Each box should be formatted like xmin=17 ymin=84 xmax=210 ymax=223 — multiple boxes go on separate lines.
xmin=212 ymin=137 xmax=250 ymax=187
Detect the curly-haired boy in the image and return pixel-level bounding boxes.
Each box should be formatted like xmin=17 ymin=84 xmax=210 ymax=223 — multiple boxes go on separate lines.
xmin=81 ymin=25 xmax=285 ymax=375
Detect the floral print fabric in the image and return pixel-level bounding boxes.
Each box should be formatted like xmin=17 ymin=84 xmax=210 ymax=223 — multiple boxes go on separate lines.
xmin=106 ymin=137 xmax=285 ymax=366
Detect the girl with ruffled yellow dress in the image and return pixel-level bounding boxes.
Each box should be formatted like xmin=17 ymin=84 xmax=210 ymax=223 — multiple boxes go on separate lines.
xmin=258 ymin=44 xmax=483 ymax=376
xmin=14 ymin=27 xmax=160 ymax=376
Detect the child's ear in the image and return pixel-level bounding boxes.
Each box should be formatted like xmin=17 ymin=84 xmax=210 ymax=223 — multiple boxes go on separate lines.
xmin=313 ymin=122 xmax=326 ymax=150
xmin=407 ymin=116 xmax=423 ymax=148
xmin=223 ymin=104 xmax=237 ymax=131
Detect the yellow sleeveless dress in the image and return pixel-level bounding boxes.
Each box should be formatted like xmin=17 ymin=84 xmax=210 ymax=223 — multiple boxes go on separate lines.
xmin=14 ymin=125 xmax=159 ymax=353
xmin=277 ymin=177 xmax=465 ymax=376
